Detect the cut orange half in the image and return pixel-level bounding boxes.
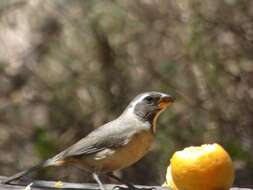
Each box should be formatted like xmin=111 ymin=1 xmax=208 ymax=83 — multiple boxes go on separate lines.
xmin=164 ymin=143 xmax=234 ymax=190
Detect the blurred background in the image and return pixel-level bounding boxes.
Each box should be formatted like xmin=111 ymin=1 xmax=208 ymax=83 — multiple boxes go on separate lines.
xmin=0 ymin=0 xmax=253 ymax=188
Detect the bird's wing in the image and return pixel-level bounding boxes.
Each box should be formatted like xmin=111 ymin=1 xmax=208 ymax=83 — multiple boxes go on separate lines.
xmin=50 ymin=119 xmax=134 ymax=161
xmin=66 ymin=131 xmax=130 ymax=157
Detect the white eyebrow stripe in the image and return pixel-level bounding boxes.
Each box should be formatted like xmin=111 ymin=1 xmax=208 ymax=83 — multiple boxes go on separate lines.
xmin=131 ymin=93 xmax=149 ymax=106
xmin=125 ymin=93 xmax=148 ymax=114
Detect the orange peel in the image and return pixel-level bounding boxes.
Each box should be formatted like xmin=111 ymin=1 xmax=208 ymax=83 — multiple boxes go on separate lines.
xmin=164 ymin=143 xmax=234 ymax=190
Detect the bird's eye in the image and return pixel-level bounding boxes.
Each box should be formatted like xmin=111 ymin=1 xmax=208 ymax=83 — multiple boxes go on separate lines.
xmin=144 ymin=96 xmax=155 ymax=104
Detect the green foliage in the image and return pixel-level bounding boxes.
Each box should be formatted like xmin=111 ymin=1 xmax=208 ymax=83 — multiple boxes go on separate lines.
xmin=226 ymin=142 xmax=250 ymax=160
xmin=34 ymin=128 xmax=57 ymax=160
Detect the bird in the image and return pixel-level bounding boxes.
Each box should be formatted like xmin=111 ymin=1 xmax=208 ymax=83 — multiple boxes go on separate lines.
xmin=2 ymin=91 xmax=175 ymax=189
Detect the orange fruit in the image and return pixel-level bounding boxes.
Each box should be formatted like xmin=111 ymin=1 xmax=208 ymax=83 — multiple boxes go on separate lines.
xmin=165 ymin=143 xmax=234 ymax=190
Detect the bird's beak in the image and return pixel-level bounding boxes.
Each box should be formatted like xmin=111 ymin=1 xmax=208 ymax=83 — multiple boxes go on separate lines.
xmin=158 ymin=95 xmax=175 ymax=109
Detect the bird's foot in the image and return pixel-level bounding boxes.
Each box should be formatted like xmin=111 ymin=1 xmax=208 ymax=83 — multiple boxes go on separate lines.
xmin=112 ymin=185 xmax=132 ymax=190
xmin=108 ymin=173 xmax=157 ymax=190
xmin=92 ymin=173 xmax=106 ymax=190
xmin=112 ymin=184 xmax=157 ymax=190
xmin=99 ymin=185 xmax=106 ymax=190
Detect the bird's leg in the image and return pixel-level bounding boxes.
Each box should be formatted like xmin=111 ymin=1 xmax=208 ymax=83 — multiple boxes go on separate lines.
xmin=92 ymin=173 xmax=106 ymax=190
xmin=107 ymin=173 xmax=157 ymax=190
xmin=107 ymin=173 xmax=135 ymax=190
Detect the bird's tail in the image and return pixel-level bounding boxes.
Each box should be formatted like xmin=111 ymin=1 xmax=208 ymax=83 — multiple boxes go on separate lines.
xmin=1 ymin=150 xmax=66 ymax=184
xmin=1 ymin=160 xmax=51 ymax=184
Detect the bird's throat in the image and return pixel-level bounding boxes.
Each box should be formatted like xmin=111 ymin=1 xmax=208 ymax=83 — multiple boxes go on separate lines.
xmin=135 ymin=110 xmax=161 ymax=133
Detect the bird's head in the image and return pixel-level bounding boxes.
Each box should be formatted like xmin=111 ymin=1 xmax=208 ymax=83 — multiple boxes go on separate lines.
xmin=123 ymin=92 xmax=175 ymax=131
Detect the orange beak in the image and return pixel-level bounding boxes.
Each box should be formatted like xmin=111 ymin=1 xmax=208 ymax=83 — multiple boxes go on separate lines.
xmin=158 ymin=95 xmax=175 ymax=109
